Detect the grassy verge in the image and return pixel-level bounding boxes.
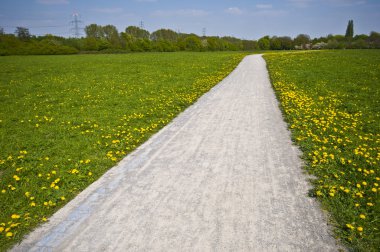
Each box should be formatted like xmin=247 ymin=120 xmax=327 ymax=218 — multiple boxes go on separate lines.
xmin=264 ymin=50 xmax=380 ymax=251
xmin=0 ymin=52 xmax=246 ymax=250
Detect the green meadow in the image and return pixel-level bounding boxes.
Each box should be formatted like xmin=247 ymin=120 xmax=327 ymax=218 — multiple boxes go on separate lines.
xmin=265 ymin=50 xmax=380 ymax=251
xmin=0 ymin=52 xmax=246 ymax=250
xmin=1 ymin=49 xmax=379 ymax=251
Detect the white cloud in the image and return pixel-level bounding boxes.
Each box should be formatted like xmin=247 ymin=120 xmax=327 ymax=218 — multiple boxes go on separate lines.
xmin=36 ymin=0 xmax=69 ymax=4
xmin=288 ymin=0 xmax=313 ymax=8
xmin=152 ymin=9 xmax=209 ymax=17
xmin=225 ymin=7 xmax=243 ymax=15
xmin=92 ymin=8 xmax=124 ymax=14
xmin=256 ymin=4 xmax=273 ymax=9
xmin=252 ymin=9 xmax=288 ymax=17
xmin=324 ymin=0 xmax=366 ymax=6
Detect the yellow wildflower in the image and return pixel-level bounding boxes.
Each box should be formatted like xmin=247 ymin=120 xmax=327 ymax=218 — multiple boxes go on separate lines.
xmin=346 ymin=224 xmax=354 ymax=230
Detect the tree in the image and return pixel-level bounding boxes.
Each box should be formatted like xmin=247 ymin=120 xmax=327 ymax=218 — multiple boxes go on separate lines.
xmin=258 ymin=36 xmax=270 ymax=50
xmin=278 ymin=36 xmax=293 ymax=50
xmin=294 ymin=34 xmax=311 ymax=48
xmin=345 ymin=20 xmax=354 ymax=39
xmin=85 ymin=24 xmax=104 ymax=39
xmin=150 ymin=29 xmax=178 ymax=42
xmin=15 ymin=27 xmax=31 ymax=41
xmin=125 ymin=26 xmax=150 ymax=39
xmin=270 ymin=36 xmax=282 ymax=50
xmin=368 ymin=31 xmax=380 ymax=48
xmin=242 ymin=40 xmax=258 ymax=51
xmin=183 ymin=35 xmax=202 ymax=51
xmin=102 ymin=25 xmax=120 ymax=48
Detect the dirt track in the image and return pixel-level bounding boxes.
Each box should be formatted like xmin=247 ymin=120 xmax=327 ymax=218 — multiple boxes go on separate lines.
xmin=13 ymin=55 xmax=340 ymax=251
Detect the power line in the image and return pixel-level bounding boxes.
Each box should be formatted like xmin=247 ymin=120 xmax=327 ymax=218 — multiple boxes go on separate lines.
xmin=70 ymin=12 xmax=83 ymax=38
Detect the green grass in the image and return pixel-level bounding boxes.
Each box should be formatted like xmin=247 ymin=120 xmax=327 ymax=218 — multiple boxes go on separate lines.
xmin=0 ymin=52 xmax=246 ymax=250
xmin=264 ymin=50 xmax=380 ymax=251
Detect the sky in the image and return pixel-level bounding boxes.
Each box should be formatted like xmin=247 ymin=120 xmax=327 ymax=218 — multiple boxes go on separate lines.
xmin=0 ymin=0 xmax=379 ymax=40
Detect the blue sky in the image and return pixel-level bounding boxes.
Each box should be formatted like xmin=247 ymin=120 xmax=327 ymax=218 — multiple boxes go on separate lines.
xmin=1 ymin=0 xmax=379 ymax=39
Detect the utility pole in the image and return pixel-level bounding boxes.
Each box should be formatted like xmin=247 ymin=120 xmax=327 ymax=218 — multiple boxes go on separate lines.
xmin=202 ymin=27 xmax=206 ymax=37
xmin=70 ymin=12 xmax=83 ymax=38
xmin=139 ymin=21 xmax=144 ymax=29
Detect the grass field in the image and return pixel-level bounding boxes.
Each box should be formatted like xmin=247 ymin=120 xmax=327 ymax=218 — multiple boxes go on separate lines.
xmin=265 ymin=50 xmax=380 ymax=251
xmin=0 ymin=52 xmax=246 ymax=250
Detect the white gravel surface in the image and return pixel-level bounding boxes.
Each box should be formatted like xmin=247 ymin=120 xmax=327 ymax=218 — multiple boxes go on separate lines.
xmin=12 ymin=55 xmax=341 ymax=252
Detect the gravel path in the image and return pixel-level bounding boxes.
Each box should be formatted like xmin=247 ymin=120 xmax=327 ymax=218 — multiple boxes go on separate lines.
xmin=13 ymin=55 xmax=340 ymax=252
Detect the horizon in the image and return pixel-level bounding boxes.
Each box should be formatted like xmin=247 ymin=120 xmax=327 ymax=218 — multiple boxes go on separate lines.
xmin=1 ymin=0 xmax=380 ymax=40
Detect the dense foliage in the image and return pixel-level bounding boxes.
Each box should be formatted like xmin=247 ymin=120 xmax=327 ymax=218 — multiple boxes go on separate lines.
xmin=1 ymin=22 xmax=380 ymax=55
xmin=265 ymin=50 xmax=380 ymax=251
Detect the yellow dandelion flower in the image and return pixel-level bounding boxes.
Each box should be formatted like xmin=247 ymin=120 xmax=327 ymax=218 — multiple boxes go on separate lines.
xmin=372 ymin=188 xmax=377 ymax=192
xmin=359 ymin=214 xmax=366 ymax=219
xmin=346 ymin=224 xmax=354 ymax=230
xmin=6 ymin=232 xmax=13 ymax=237
xmin=60 ymin=196 xmax=66 ymax=201
xmin=1 ymin=189 xmax=5 ymax=193
xmin=25 ymin=192 xmax=31 ymax=197
xmin=11 ymin=214 xmax=20 ymax=219
xmin=88 ymin=172 xmax=92 ymax=176
xmin=0 ymin=227 xmax=4 ymax=232
xmin=13 ymin=175 xmax=20 ymax=181
xmin=357 ymin=227 xmax=363 ymax=232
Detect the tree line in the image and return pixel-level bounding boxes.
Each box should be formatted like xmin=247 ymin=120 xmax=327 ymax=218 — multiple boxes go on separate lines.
xmin=1 ymin=20 xmax=379 ymax=55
